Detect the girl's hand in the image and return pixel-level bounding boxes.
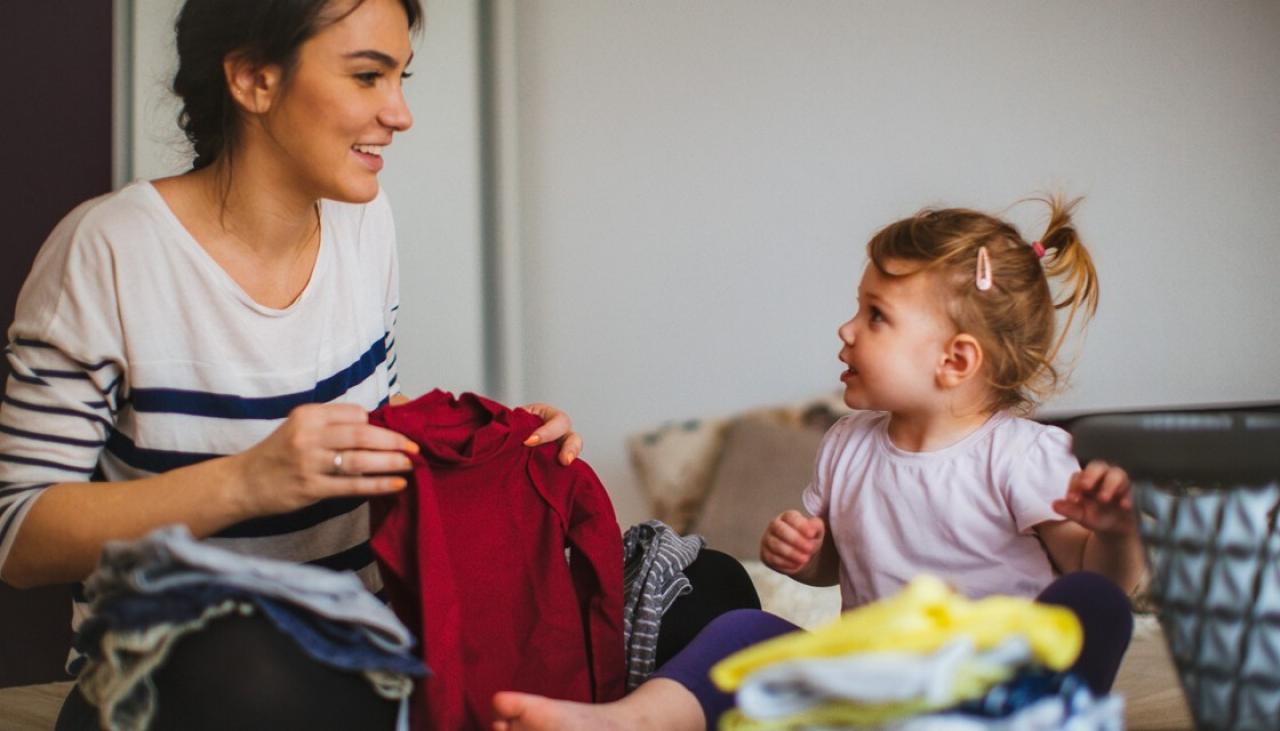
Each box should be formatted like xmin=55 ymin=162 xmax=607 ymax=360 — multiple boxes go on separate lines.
xmin=520 ymin=402 xmax=583 ymax=466
xmin=232 ymin=403 xmax=416 ymax=516
xmin=761 ymin=510 xmax=825 ymax=575
xmin=1052 ymin=460 xmax=1138 ymax=536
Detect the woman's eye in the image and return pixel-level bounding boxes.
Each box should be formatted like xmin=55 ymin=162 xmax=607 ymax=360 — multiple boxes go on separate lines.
xmin=355 ymin=71 xmax=382 ymax=85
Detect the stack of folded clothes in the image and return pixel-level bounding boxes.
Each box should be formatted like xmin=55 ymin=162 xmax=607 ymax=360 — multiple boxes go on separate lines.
xmin=711 ymin=576 xmax=1123 ymax=731
xmin=73 ymin=525 xmax=426 ymax=731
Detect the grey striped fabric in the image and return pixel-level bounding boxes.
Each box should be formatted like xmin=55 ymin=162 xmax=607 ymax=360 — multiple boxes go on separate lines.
xmin=621 ymin=519 xmax=705 ymax=690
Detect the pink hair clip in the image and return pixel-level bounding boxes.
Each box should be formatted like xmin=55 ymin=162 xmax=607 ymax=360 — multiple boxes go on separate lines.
xmin=1031 ymin=240 xmax=1046 ymax=258
xmin=975 ymin=247 xmax=993 ymax=291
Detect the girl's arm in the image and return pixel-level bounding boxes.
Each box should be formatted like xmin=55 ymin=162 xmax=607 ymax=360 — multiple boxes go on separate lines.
xmin=1036 ymin=460 xmax=1145 ymax=593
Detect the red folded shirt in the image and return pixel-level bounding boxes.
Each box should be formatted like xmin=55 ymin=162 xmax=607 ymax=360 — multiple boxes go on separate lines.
xmin=369 ymin=390 xmax=625 ymax=730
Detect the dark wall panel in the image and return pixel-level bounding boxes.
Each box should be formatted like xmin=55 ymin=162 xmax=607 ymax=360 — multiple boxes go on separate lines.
xmin=0 ymin=1 xmax=114 ymax=688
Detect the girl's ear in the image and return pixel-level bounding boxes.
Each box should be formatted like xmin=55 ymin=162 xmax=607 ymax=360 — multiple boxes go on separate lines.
xmin=224 ymin=53 xmax=284 ymax=116
xmin=937 ymin=333 xmax=984 ymax=388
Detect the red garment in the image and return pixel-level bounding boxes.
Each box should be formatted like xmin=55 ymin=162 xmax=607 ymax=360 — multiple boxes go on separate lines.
xmin=368 ymin=391 xmax=625 ymax=731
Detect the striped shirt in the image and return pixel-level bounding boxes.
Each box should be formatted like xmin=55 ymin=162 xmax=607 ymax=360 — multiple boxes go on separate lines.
xmin=0 ymin=181 xmax=401 ymax=661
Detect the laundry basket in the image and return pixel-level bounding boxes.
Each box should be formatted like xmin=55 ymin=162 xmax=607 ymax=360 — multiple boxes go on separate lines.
xmin=1072 ymin=411 xmax=1280 ymax=731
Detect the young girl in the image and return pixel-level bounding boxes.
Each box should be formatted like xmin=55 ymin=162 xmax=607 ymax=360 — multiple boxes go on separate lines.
xmin=761 ymin=195 xmax=1143 ymax=693
xmin=489 ymin=197 xmax=1143 ymax=731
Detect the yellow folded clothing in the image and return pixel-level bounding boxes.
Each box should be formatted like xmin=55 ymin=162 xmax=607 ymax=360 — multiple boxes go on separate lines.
xmin=711 ymin=576 xmax=1082 ymax=693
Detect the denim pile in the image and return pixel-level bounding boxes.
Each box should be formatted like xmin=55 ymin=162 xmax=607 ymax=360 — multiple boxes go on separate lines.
xmin=74 ymin=525 xmax=425 ymax=731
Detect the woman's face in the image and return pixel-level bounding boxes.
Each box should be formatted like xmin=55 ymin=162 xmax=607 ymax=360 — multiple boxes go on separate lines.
xmin=261 ymin=0 xmax=414 ymax=203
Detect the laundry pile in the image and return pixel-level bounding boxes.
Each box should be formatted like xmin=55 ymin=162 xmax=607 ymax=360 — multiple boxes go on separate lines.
xmin=73 ymin=525 xmax=425 ymax=731
xmin=711 ymin=576 xmax=1123 ymax=730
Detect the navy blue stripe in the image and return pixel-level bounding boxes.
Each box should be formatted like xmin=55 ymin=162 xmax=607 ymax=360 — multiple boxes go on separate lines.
xmin=390 ymin=305 xmax=399 ymax=312
xmin=130 ymin=337 xmax=386 ymax=420
xmin=0 ymin=483 xmax=48 ymax=499
xmin=33 ymin=368 xmax=92 ymax=380
xmin=0 ymin=423 xmax=106 ymax=449
xmin=388 ymin=374 xmax=398 ymax=389
xmin=82 ymin=401 xmax=110 ymax=411
xmin=3 ymin=395 xmax=112 ymax=430
xmin=13 ymin=339 xmax=116 ymax=372
xmin=377 ymin=394 xmax=390 ymax=409
xmin=0 ymin=453 xmax=96 ymax=475
xmin=0 ymin=507 xmax=22 ymax=553
xmin=213 ymin=497 xmax=365 ymax=539
xmin=307 ymin=541 xmax=374 ymax=573
xmin=8 ymin=371 xmax=49 ymax=386
xmin=104 ymin=430 xmax=220 ymax=473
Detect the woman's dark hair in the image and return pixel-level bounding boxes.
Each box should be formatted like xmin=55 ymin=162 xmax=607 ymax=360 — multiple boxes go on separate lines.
xmin=173 ymin=0 xmax=423 ymax=172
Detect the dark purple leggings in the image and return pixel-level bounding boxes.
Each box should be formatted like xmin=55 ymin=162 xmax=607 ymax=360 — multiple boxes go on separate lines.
xmin=653 ymin=571 xmax=1133 ymax=726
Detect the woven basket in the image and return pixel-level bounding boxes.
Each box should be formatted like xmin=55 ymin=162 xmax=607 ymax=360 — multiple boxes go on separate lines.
xmin=1073 ymin=411 xmax=1280 ymax=731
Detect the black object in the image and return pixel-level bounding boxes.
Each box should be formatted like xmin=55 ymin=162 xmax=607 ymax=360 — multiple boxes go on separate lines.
xmin=1071 ymin=411 xmax=1280 ymax=486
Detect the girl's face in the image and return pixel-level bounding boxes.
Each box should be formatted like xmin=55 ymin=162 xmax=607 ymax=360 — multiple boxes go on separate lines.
xmin=259 ymin=0 xmax=414 ymax=203
xmin=836 ymin=261 xmax=958 ymax=414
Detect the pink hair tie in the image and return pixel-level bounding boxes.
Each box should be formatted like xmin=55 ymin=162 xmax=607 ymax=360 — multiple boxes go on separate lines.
xmin=1031 ymin=240 xmax=1046 ymax=258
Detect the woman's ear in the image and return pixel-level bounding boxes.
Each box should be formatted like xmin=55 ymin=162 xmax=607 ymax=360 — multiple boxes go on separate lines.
xmin=937 ymin=333 xmax=984 ymax=389
xmin=223 ymin=53 xmax=283 ymax=115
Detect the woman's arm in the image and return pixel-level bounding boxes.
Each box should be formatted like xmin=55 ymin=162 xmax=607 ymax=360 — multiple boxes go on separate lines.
xmin=3 ymin=403 xmax=414 ymax=588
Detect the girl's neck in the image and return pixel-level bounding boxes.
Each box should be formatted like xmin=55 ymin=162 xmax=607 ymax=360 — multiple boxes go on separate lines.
xmin=885 ymin=406 xmax=997 ymax=453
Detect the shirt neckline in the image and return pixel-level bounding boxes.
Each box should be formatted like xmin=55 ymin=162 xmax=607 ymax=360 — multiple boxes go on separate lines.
xmin=136 ymin=180 xmax=330 ymax=318
xmin=873 ymin=410 xmax=1009 ymax=463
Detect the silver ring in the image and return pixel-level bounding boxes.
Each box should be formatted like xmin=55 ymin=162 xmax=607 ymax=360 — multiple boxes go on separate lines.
xmin=331 ymin=450 xmax=345 ymax=475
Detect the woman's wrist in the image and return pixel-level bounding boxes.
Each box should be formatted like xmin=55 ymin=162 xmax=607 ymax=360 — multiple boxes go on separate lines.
xmin=216 ymin=451 xmax=262 ymax=521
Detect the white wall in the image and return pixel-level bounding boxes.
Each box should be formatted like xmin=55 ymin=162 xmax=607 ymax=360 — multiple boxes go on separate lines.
xmin=126 ymin=0 xmax=486 ymax=395
xmin=508 ymin=1 xmax=1280 ymax=525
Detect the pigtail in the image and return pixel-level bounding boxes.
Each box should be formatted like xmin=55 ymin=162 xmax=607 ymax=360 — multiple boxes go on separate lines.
xmin=1035 ymin=194 xmax=1099 ymax=366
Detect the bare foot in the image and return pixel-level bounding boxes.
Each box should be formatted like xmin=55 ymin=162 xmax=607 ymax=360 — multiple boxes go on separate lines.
xmin=491 ymin=691 xmax=628 ymax=731
xmin=491 ymin=681 xmax=703 ymax=731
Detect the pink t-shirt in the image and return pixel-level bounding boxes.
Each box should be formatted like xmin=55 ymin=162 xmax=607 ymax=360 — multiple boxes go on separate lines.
xmin=801 ymin=410 xmax=1078 ymax=609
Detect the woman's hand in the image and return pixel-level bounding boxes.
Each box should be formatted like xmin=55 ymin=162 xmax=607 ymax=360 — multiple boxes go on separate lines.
xmin=231 ymin=403 xmax=416 ymax=516
xmin=520 ymin=402 xmax=583 ymax=466
xmin=1052 ymin=460 xmax=1138 ymax=536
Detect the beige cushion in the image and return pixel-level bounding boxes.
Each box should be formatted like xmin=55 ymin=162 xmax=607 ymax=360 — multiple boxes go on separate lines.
xmin=628 ymin=418 xmax=729 ymax=532
xmin=693 ymin=416 xmax=826 ymax=560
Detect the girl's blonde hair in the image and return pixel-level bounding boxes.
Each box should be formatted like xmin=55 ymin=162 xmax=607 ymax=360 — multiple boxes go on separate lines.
xmin=866 ymin=195 xmax=1099 ymax=414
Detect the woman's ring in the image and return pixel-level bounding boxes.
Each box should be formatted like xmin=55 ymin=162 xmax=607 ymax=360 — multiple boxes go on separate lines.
xmin=332 ymin=451 xmax=345 ymax=475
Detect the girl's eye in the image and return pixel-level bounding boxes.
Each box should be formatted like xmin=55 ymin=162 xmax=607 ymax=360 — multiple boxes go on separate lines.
xmin=355 ymin=71 xmax=382 ymax=85
xmin=869 ymin=307 xmax=885 ymax=323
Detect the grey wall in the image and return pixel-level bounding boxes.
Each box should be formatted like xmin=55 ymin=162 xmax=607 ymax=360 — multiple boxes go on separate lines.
xmin=507 ymin=1 xmax=1280 ymax=524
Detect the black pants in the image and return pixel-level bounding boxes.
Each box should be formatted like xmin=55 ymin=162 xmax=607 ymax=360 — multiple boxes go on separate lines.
xmin=56 ymin=548 xmax=759 ymax=731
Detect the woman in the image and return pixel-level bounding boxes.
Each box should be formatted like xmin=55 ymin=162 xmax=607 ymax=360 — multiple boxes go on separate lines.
xmin=0 ymin=0 xmax=733 ymax=728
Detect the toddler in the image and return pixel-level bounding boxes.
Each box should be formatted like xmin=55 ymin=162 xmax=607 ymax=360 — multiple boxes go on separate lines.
xmin=489 ymin=196 xmax=1144 ymax=731
xmin=761 ymin=196 xmax=1143 ymax=694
